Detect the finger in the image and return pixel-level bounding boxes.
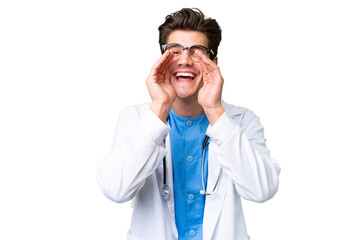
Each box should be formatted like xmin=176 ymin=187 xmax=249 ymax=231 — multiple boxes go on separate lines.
xmin=156 ymin=51 xmax=174 ymax=74
xmin=196 ymin=50 xmax=219 ymax=71
xmin=152 ymin=50 xmax=173 ymax=74
xmin=164 ymin=68 xmax=172 ymax=84
xmin=152 ymin=51 xmax=168 ymax=70
xmin=158 ymin=51 xmax=174 ymax=74
xmin=199 ymin=56 xmax=210 ymax=76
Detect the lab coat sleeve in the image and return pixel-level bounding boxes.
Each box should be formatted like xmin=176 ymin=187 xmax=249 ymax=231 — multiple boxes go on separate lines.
xmin=206 ymin=109 xmax=281 ymax=202
xmin=97 ymin=106 xmax=170 ymax=203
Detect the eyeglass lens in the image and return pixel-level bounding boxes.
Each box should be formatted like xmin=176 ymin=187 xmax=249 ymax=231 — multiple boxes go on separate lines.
xmin=165 ymin=44 xmax=208 ymax=62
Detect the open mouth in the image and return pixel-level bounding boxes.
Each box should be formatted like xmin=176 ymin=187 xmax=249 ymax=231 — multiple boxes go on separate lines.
xmin=175 ymin=72 xmax=196 ymax=81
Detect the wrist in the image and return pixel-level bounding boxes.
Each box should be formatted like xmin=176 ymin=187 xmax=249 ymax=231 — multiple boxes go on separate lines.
xmin=204 ymin=105 xmax=225 ymax=126
xmin=150 ymin=102 xmax=172 ymax=123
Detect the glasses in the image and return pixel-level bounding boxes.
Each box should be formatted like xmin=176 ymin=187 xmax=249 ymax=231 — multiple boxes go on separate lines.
xmin=161 ymin=43 xmax=215 ymax=62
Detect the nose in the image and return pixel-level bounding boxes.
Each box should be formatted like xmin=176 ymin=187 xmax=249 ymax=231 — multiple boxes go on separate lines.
xmin=177 ymin=49 xmax=194 ymax=66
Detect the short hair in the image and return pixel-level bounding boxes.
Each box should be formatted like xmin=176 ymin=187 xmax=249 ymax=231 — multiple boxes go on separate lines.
xmin=158 ymin=8 xmax=222 ymax=60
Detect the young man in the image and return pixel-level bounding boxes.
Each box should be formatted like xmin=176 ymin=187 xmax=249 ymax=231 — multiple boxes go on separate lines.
xmin=98 ymin=8 xmax=280 ymax=240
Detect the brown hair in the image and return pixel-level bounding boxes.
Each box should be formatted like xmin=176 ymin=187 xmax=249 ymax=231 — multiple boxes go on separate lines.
xmin=158 ymin=8 xmax=222 ymax=60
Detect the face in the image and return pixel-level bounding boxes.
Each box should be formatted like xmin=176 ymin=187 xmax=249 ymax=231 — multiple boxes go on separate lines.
xmin=167 ymin=30 xmax=214 ymax=101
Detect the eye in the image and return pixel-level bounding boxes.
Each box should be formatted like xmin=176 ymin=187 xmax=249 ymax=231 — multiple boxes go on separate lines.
xmin=191 ymin=46 xmax=207 ymax=55
xmin=166 ymin=44 xmax=182 ymax=55
xmin=189 ymin=49 xmax=197 ymax=55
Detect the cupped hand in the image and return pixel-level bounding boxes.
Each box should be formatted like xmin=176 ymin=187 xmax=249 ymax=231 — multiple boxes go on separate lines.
xmin=197 ymin=51 xmax=225 ymax=125
xmin=146 ymin=51 xmax=176 ymax=122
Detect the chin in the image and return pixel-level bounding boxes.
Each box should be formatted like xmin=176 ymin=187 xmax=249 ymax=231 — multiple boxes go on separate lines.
xmin=172 ymin=77 xmax=203 ymax=100
xmin=173 ymin=85 xmax=198 ymax=100
xmin=174 ymin=86 xmax=200 ymax=100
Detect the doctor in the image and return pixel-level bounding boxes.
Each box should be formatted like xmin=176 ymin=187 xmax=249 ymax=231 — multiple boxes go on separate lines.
xmin=98 ymin=8 xmax=280 ymax=240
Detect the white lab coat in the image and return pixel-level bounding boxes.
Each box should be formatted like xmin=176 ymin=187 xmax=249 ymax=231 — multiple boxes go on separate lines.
xmin=98 ymin=101 xmax=281 ymax=240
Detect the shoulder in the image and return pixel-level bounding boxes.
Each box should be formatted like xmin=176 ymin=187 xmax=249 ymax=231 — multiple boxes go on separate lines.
xmin=118 ymin=102 xmax=151 ymax=119
xmin=222 ymin=100 xmax=257 ymax=119
xmin=222 ymin=100 xmax=262 ymax=130
xmin=114 ymin=103 xmax=152 ymax=130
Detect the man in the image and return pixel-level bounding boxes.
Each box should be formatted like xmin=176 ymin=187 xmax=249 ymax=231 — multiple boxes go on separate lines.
xmin=98 ymin=8 xmax=280 ymax=240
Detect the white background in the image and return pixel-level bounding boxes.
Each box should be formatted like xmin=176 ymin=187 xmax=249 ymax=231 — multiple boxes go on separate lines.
xmin=1 ymin=0 xmax=359 ymax=239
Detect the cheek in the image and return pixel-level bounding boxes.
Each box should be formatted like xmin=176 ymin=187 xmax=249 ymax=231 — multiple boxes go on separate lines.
xmin=168 ymin=61 xmax=177 ymax=73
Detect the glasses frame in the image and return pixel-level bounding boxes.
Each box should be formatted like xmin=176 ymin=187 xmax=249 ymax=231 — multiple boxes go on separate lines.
xmin=161 ymin=43 xmax=215 ymax=60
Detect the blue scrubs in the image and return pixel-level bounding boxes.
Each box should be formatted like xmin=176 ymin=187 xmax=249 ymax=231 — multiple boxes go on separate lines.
xmin=168 ymin=109 xmax=210 ymax=240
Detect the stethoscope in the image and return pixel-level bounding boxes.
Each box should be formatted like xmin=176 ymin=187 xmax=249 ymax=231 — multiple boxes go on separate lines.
xmin=162 ymin=136 xmax=222 ymax=200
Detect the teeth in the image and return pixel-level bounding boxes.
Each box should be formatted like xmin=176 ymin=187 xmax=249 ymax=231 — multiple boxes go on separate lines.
xmin=176 ymin=72 xmax=195 ymax=78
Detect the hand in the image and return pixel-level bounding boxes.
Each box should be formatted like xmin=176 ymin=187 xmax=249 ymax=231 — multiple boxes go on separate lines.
xmin=146 ymin=51 xmax=176 ymax=122
xmin=197 ymin=51 xmax=225 ymax=125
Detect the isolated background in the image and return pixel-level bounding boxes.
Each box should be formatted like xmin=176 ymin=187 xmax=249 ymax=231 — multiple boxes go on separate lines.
xmin=1 ymin=0 xmax=359 ymax=239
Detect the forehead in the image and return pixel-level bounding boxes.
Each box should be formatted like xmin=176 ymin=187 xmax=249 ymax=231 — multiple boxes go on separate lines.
xmin=167 ymin=30 xmax=209 ymax=47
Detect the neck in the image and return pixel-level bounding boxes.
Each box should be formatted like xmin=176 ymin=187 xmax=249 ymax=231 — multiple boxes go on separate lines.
xmin=172 ymin=97 xmax=204 ymax=118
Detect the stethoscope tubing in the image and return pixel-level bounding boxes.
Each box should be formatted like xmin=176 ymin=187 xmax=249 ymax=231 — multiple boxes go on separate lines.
xmin=162 ymin=135 xmax=221 ymax=199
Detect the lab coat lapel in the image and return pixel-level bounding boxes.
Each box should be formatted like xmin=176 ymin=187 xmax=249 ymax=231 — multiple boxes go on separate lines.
xmin=203 ymin=101 xmax=241 ymax=239
xmin=164 ymin=134 xmax=175 ymax=222
xmin=203 ymin=141 xmax=226 ymax=240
